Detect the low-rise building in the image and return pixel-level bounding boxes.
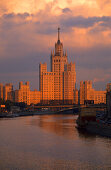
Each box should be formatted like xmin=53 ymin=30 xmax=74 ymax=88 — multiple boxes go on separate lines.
xmin=80 ymin=81 xmax=106 ymax=105
xmin=0 ymin=83 xmax=3 ymax=100
xmin=3 ymin=83 xmax=14 ymax=101
xmin=15 ymin=82 xmax=41 ymax=105
xmin=15 ymin=82 xmax=30 ymax=105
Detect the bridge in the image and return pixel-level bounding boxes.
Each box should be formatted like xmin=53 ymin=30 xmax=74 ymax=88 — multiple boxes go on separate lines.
xmin=31 ymin=104 xmax=106 ymax=113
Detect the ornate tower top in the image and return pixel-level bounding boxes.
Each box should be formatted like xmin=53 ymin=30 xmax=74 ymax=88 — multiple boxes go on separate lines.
xmin=58 ymin=27 xmax=60 ymax=44
xmin=55 ymin=27 xmax=63 ymax=56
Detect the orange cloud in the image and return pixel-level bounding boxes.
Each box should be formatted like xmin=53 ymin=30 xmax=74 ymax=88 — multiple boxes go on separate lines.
xmin=0 ymin=0 xmax=108 ymax=17
xmin=0 ymin=0 xmax=46 ymax=15
xmin=0 ymin=0 xmax=111 ymax=90
xmin=96 ymin=0 xmax=111 ymax=16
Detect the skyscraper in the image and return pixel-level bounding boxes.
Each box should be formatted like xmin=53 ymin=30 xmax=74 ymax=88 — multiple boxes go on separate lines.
xmin=39 ymin=28 xmax=76 ymax=104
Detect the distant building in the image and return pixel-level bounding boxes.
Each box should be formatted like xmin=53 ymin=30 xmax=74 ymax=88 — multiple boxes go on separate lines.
xmin=39 ymin=28 xmax=76 ymax=104
xmin=3 ymin=83 xmax=14 ymax=101
xmin=0 ymin=83 xmax=3 ymax=100
xmin=15 ymin=81 xmax=41 ymax=105
xmin=79 ymin=81 xmax=106 ymax=105
xmin=74 ymin=89 xmax=78 ymax=105
xmin=106 ymin=83 xmax=111 ymax=117
xmin=15 ymin=82 xmax=30 ymax=105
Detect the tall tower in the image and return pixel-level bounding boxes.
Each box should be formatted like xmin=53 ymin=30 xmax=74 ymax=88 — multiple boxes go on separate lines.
xmin=40 ymin=28 xmax=76 ymax=104
xmin=55 ymin=28 xmax=63 ymax=56
xmin=50 ymin=28 xmax=68 ymax=102
xmin=51 ymin=28 xmax=68 ymax=73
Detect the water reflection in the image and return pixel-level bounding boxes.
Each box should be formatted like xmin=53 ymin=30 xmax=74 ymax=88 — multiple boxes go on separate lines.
xmin=29 ymin=114 xmax=111 ymax=148
xmin=30 ymin=115 xmax=79 ymax=139
xmin=0 ymin=115 xmax=111 ymax=170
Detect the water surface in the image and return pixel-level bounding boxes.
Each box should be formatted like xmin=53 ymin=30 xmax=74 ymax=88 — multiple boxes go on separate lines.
xmin=0 ymin=115 xmax=111 ymax=170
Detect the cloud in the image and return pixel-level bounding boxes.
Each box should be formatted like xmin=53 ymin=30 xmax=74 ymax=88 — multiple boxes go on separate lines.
xmin=77 ymin=67 xmax=111 ymax=90
xmin=0 ymin=71 xmax=39 ymax=90
xmin=0 ymin=0 xmax=47 ymax=15
xmin=0 ymin=0 xmax=107 ymax=17
xmin=60 ymin=15 xmax=111 ymax=29
xmin=96 ymin=0 xmax=111 ymax=8
xmin=0 ymin=0 xmax=111 ymax=90
xmin=62 ymin=8 xmax=71 ymax=13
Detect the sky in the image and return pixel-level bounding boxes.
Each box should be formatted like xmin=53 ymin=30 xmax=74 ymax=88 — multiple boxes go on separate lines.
xmin=0 ymin=0 xmax=111 ymax=90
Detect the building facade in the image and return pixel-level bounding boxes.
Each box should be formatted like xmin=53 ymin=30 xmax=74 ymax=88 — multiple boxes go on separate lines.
xmin=30 ymin=90 xmax=41 ymax=105
xmin=15 ymin=82 xmax=41 ymax=105
xmin=3 ymin=83 xmax=14 ymax=101
xmin=39 ymin=28 xmax=76 ymax=104
xmin=0 ymin=83 xmax=3 ymax=100
xmin=79 ymin=81 xmax=106 ymax=105
xmin=15 ymin=82 xmax=30 ymax=105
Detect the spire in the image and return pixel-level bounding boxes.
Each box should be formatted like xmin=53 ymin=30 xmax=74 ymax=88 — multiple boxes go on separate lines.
xmin=55 ymin=27 xmax=63 ymax=56
xmin=57 ymin=27 xmax=60 ymax=43
xmin=65 ymin=50 xmax=67 ymax=56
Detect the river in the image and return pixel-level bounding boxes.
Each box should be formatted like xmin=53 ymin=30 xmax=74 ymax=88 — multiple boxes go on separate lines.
xmin=0 ymin=114 xmax=111 ymax=170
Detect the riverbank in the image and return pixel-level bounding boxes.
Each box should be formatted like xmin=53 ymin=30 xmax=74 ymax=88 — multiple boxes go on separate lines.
xmin=87 ymin=122 xmax=111 ymax=138
xmin=76 ymin=106 xmax=111 ymax=138
xmin=0 ymin=108 xmax=77 ymax=118
xmin=77 ymin=121 xmax=111 ymax=138
xmin=0 ymin=110 xmax=56 ymax=118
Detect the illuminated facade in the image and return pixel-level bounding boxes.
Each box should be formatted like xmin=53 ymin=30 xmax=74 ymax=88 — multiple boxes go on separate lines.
xmin=74 ymin=89 xmax=78 ymax=105
xmin=80 ymin=81 xmax=106 ymax=105
xmin=3 ymin=83 xmax=14 ymax=101
xmin=39 ymin=63 xmax=54 ymax=103
xmin=39 ymin=28 xmax=76 ymax=104
xmin=15 ymin=82 xmax=30 ymax=105
xmin=0 ymin=83 xmax=3 ymax=100
xmin=30 ymin=90 xmax=41 ymax=105
xmin=15 ymin=82 xmax=41 ymax=105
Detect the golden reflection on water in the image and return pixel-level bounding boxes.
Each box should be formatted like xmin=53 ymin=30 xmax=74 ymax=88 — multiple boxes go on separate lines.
xmin=0 ymin=115 xmax=111 ymax=170
xmin=29 ymin=115 xmax=79 ymax=139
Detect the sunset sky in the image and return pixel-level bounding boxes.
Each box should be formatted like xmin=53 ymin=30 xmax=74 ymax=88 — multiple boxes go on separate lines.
xmin=0 ymin=0 xmax=111 ymax=90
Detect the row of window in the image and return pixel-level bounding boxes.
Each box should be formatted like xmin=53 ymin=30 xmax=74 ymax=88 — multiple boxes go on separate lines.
xmin=54 ymin=59 xmax=67 ymax=62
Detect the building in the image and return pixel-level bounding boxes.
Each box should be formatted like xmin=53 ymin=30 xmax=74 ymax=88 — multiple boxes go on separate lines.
xmin=0 ymin=83 xmax=3 ymax=100
xmin=30 ymin=90 xmax=41 ymax=105
xmin=94 ymin=90 xmax=106 ymax=104
xmin=79 ymin=81 xmax=106 ymax=105
xmin=39 ymin=63 xmax=54 ymax=104
xmin=15 ymin=82 xmax=30 ymax=105
xmin=74 ymin=89 xmax=78 ymax=105
xmin=15 ymin=82 xmax=41 ymax=105
xmin=106 ymin=83 xmax=111 ymax=117
xmin=39 ymin=28 xmax=76 ymax=104
xmin=3 ymin=83 xmax=14 ymax=101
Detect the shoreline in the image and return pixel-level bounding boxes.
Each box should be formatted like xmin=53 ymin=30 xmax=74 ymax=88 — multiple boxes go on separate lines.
xmin=0 ymin=111 xmax=56 ymax=118
xmin=0 ymin=109 xmax=77 ymax=119
xmin=76 ymin=120 xmax=111 ymax=138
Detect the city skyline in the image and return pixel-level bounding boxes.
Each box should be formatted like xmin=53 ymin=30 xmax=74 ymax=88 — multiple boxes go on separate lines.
xmin=0 ymin=29 xmax=107 ymax=106
xmin=0 ymin=0 xmax=111 ymax=90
